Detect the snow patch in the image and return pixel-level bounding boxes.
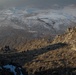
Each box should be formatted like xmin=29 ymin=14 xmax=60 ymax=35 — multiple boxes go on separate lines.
xmin=1 ymin=64 xmax=24 ymax=75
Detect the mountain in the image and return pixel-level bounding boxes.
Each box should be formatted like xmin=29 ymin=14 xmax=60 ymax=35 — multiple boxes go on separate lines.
xmin=24 ymin=27 xmax=76 ymax=75
xmin=0 ymin=27 xmax=76 ymax=75
xmin=0 ymin=8 xmax=76 ymax=50
xmin=0 ymin=9 xmax=76 ymax=32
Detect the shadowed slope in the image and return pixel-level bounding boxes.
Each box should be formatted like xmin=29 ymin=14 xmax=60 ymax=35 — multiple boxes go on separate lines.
xmin=0 ymin=42 xmax=67 ymax=65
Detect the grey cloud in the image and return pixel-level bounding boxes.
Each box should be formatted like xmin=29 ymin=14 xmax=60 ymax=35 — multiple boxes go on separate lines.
xmin=0 ymin=0 xmax=76 ymax=9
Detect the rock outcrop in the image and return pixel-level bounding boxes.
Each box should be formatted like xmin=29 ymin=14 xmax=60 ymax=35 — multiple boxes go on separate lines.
xmin=53 ymin=27 xmax=76 ymax=50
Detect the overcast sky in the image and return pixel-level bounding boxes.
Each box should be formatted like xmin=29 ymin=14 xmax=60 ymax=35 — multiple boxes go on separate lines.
xmin=0 ymin=0 xmax=76 ymax=9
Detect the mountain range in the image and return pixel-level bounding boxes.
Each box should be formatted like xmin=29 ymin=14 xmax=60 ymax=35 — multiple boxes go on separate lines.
xmin=0 ymin=8 xmax=76 ymax=50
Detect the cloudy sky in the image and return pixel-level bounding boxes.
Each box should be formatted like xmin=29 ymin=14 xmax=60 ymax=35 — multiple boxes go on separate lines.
xmin=0 ymin=0 xmax=76 ymax=9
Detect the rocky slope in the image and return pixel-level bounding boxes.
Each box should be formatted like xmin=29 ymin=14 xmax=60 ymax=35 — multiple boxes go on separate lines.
xmin=53 ymin=27 xmax=76 ymax=50
xmin=24 ymin=27 xmax=76 ymax=75
xmin=0 ymin=27 xmax=76 ymax=75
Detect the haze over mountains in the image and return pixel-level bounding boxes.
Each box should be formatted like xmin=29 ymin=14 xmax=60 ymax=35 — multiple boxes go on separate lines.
xmin=0 ymin=5 xmax=76 ymax=49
